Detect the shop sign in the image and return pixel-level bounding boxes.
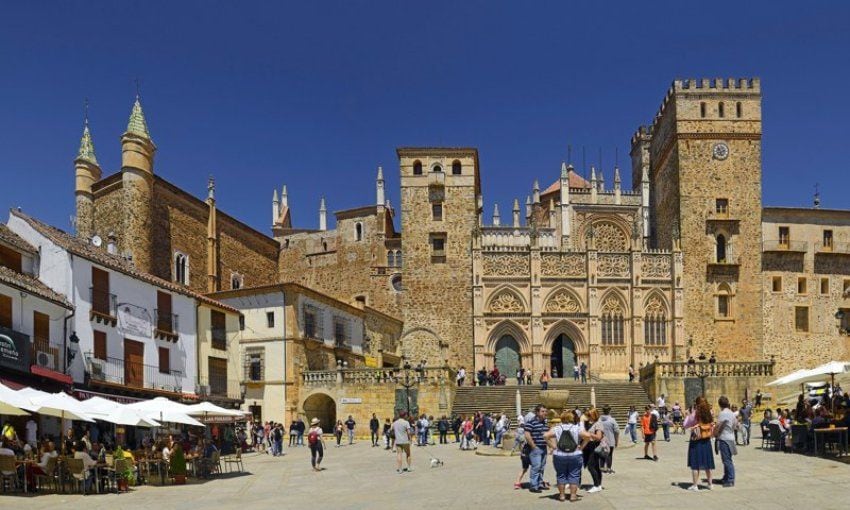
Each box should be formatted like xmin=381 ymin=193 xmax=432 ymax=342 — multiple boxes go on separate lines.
xmin=0 ymin=326 xmax=30 ymax=371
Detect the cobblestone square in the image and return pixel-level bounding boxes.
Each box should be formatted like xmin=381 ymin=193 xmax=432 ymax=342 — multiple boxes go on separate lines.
xmin=10 ymin=433 xmax=850 ymax=510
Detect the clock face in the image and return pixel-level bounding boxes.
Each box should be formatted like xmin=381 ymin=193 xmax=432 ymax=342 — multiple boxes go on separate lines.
xmin=712 ymin=142 xmax=729 ymax=160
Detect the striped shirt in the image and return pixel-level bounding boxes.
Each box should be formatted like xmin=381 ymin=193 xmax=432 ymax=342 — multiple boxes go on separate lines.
xmin=526 ymin=416 xmax=549 ymax=449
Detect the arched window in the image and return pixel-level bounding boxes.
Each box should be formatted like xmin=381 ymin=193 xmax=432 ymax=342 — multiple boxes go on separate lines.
xmin=355 ymin=222 xmax=363 ymax=242
xmin=433 ymin=164 xmax=443 ymax=173
xmin=173 ymin=252 xmax=189 ymax=285
xmin=413 ymin=160 xmax=423 ymax=175
xmin=718 ymin=102 xmax=725 ymax=118
xmin=716 ymin=283 xmax=733 ymax=318
xmin=231 ymin=272 xmax=243 ymax=290
xmin=736 ymin=102 xmax=742 ymax=118
xmin=452 ymin=160 xmax=462 ymax=175
xmin=644 ymin=296 xmax=667 ymax=346
xmin=700 ymin=102 xmax=706 ymax=118
xmin=716 ymin=234 xmax=727 ymax=263
xmin=322 ymin=240 xmax=328 ymax=252
xmin=390 ymin=274 xmax=403 ymax=292
xmin=396 ymin=250 xmax=402 ymax=268
xmin=387 ymin=250 xmax=395 ymax=267
xmin=600 ymin=296 xmax=625 ymax=346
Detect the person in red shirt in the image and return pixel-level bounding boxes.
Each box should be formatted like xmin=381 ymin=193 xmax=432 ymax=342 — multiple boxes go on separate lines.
xmin=640 ymin=406 xmax=659 ymax=461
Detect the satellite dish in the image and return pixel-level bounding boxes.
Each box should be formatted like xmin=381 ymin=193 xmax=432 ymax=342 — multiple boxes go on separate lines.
xmin=91 ymin=235 xmax=102 ymax=247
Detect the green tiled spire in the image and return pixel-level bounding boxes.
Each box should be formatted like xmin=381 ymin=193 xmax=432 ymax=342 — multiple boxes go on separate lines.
xmin=126 ymin=95 xmax=151 ymax=139
xmin=76 ymin=118 xmax=99 ymax=166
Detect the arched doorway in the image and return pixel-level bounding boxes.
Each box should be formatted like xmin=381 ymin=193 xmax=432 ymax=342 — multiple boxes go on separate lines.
xmin=303 ymin=393 xmax=336 ymax=429
xmin=494 ymin=335 xmax=521 ymax=379
xmin=551 ymin=334 xmax=577 ymax=379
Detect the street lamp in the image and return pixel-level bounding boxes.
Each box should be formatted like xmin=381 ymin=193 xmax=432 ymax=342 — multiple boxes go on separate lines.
xmin=398 ymin=356 xmax=423 ymax=417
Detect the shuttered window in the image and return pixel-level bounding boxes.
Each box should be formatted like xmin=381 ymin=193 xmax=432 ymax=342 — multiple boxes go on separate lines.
xmin=93 ymin=330 xmax=107 ymax=360
xmin=0 ymin=293 xmax=11 ymax=329
xmin=158 ymin=347 xmax=170 ymax=374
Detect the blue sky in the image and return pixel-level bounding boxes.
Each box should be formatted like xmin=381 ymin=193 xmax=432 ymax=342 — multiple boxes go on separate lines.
xmin=1 ymin=1 xmax=848 ymax=234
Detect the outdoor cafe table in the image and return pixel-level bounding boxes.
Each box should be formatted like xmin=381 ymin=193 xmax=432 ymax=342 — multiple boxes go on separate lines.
xmin=813 ymin=426 xmax=849 ymax=457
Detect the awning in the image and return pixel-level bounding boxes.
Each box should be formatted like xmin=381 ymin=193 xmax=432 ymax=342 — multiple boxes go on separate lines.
xmin=30 ymin=365 xmax=72 ymax=385
xmin=74 ymin=389 xmax=145 ymax=404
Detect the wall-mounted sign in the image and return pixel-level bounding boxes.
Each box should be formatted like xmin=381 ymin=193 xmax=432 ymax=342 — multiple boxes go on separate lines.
xmin=340 ymin=397 xmax=362 ymax=404
xmin=118 ymin=303 xmax=151 ymax=338
xmin=0 ymin=326 xmax=30 ymax=371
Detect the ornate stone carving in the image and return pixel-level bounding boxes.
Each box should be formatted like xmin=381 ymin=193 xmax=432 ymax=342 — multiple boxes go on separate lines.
xmin=642 ymin=254 xmax=672 ymax=279
xmin=601 ymin=296 xmax=624 ymax=314
xmin=594 ymin=222 xmax=628 ymax=252
xmin=597 ymin=254 xmax=630 ymax=278
xmin=488 ymin=290 xmax=524 ymax=313
xmin=543 ymin=289 xmax=581 ymax=314
xmin=644 ymin=295 xmax=666 ymax=316
xmin=540 ymin=253 xmax=585 ymax=277
xmin=483 ymin=253 xmax=528 ymax=276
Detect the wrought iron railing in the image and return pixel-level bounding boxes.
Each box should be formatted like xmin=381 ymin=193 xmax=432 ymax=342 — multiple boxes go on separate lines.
xmin=196 ymin=375 xmax=241 ymax=399
xmin=85 ymin=353 xmax=184 ymax=393
xmin=154 ymin=309 xmax=179 ymax=333
xmin=89 ymin=287 xmax=117 ymax=317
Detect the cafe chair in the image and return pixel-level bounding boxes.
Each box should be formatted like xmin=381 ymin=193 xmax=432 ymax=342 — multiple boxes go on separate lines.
xmin=0 ymin=456 xmax=21 ymax=492
xmin=34 ymin=456 xmax=61 ymax=492
xmin=65 ymin=458 xmax=89 ymax=494
xmin=211 ymin=451 xmax=222 ymax=477
xmin=223 ymin=449 xmax=244 ymax=473
xmin=767 ymin=423 xmax=786 ymax=452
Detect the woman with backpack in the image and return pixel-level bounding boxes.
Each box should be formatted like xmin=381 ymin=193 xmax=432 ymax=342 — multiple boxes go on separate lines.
xmin=307 ymin=418 xmax=324 ymax=472
xmin=684 ymin=396 xmax=715 ymax=491
xmin=544 ymin=410 xmax=590 ymax=502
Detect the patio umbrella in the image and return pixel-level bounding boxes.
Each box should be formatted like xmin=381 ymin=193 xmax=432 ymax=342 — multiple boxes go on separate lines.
xmin=184 ymin=402 xmax=246 ymax=417
xmin=78 ymin=396 xmax=125 ymax=417
xmin=126 ymin=397 xmax=204 ymax=427
xmin=99 ymin=407 xmax=161 ymax=427
xmin=795 ymin=361 xmax=850 ymax=411
xmin=0 ymin=382 xmax=31 ymax=416
xmin=766 ymin=369 xmax=813 ymax=387
xmin=26 ymin=391 xmax=96 ymax=422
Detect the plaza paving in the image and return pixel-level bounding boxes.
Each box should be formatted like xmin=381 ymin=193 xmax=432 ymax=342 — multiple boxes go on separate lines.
xmin=6 ymin=433 xmax=850 ymax=509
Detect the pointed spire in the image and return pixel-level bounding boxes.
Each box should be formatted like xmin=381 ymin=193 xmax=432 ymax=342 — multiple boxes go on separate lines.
xmin=561 ymin=162 xmax=568 ymax=179
xmin=513 ymin=198 xmax=521 ymax=228
xmin=590 ymin=166 xmax=597 ymax=183
xmin=533 ymin=179 xmax=541 ymax=204
xmin=126 ymin=94 xmax=151 ymax=139
xmin=492 ymin=203 xmax=501 ymax=226
xmin=319 ymin=197 xmax=327 ymax=231
xmin=614 ymin=167 xmax=621 ymax=184
xmin=76 ymin=101 xmax=99 ymax=166
xmin=281 ymin=185 xmax=288 ymax=207
xmin=273 ymin=189 xmax=279 ymax=203
xmin=207 ymin=176 xmax=215 ymax=200
xmin=272 ymin=189 xmax=280 ymax=224
xmin=377 ymin=166 xmax=384 ymax=181
xmin=598 ymin=169 xmax=605 ymax=191
xmin=376 ymin=166 xmax=385 ymax=206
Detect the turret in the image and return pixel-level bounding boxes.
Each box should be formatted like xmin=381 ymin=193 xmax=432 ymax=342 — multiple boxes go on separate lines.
xmin=532 ymin=179 xmax=540 ymax=204
xmin=74 ymin=108 xmax=101 ymax=239
xmin=614 ymin=167 xmax=622 ymax=205
xmin=319 ymin=197 xmax=327 ymax=231
xmin=641 ymin=165 xmax=650 ymax=239
xmin=281 ymin=185 xmax=289 ymax=207
xmin=120 ymin=94 xmax=155 ymax=272
xmin=513 ymin=198 xmax=521 ymax=228
xmin=272 ymin=189 xmax=280 ymax=224
xmin=590 ymin=166 xmax=598 ymax=203
xmin=525 ymin=196 xmax=532 ymax=222
xmin=376 ymin=166 xmax=385 ymax=206
xmin=559 ymin=162 xmax=571 ymax=243
xmin=492 ymin=203 xmax=501 ymax=226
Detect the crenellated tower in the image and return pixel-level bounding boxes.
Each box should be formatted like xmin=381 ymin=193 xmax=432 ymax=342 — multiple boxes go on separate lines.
xmin=120 ymin=94 xmax=156 ymax=271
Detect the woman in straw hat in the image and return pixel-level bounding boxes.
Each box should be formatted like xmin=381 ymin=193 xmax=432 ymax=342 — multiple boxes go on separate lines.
xmin=307 ymin=418 xmax=325 ymax=471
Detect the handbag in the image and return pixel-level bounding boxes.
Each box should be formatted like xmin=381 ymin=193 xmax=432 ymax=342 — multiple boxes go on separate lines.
xmin=594 ymin=437 xmax=610 ymax=458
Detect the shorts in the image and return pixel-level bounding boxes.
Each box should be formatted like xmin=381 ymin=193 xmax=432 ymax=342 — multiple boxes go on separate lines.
xmin=672 ymin=416 xmax=683 ymax=424
xmin=396 ymin=443 xmax=411 ymax=454
xmin=553 ymin=454 xmax=583 ymax=486
xmin=520 ymin=453 xmax=530 ymax=470
xmin=644 ymin=433 xmax=656 ymax=443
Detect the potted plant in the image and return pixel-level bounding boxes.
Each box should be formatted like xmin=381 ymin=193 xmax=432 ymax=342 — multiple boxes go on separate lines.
xmin=113 ymin=446 xmax=136 ymax=491
xmin=170 ymin=443 xmax=187 ymax=485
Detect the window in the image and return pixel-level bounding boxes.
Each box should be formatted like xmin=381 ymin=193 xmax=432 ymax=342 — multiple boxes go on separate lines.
xmin=231 ymin=273 xmax=243 ymax=290
xmin=33 ymin=311 xmax=49 ymax=345
xmin=715 ymin=198 xmax=729 ymax=215
xmin=387 ymin=250 xmax=395 ymax=267
xmin=433 ymin=164 xmax=443 ymax=173
xmin=718 ymin=102 xmax=725 ymax=118
xmin=824 ymin=230 xmax=834 ymax=249
xmin=644 ymin=300 xmax=667 ymax=346
xmin=211 ymin=310 xmax=227 ymax=350
xmin=391 ymin=274 xmax=403 ymax=292
xmin=795 ymin=306 xmax=809 ymax=332
xmin=0 ymin=293 xmax=11 ymax=329
xmin=700 ymin=102 xmax=706 ymax=118
xmin=91 ymin=267 xmax=111 ymax=316
xmin=239 ymin=315 xmax=245 ymax=331
xmin=736 ymin=102 xmax=742 ymax=118
xmin=717 ymin=295 xmax=730 ymax=318
xmin=322 ymin=241 xmax=328 ymax=252
xmin=772 ymin=276 xmax=782 ymax=293
xmin=93 ymin=330 xmax=107 ymax=360
xmin=797 ymin=277 xmax=807 ymax=294
xmin=0 ymin=245 xmax=22 ymax=273
xmin=821 ymin=277 xmax=830 ymax=295
xmin=413 ymin=160 xmax=423 ymax=175
xmin=396 ymin=250 xmax=403 ymax=268
xmin=840 ymin=309 xmax=850 ymax=335
xmin=266 ymin=311 xmax=275 ymax=328
xmin=208 ymin=357 xmax=228 ymax=396
xmin=156 ymin=291 xmax=174 ymax=333
xmin=845 ymin=280 xmax=850 ymax=296
xmin=778 ymin=227 xmax=790 ymax=246
xmin=716 ymin=234 xmax=727 ymax=263
xmin=430 ymin=233 xmax=447 ymax=263
xmin=333 ymin=316 xmax=349 ymax=348
xmin=601 ymin=312 xmax=624 ymax=345
xmin=158 ymin=347 xmax=170 ymax=374
xmin=354 ymin=295 xmax=366 ymax=306
xmin=452 ymin=160 xmax=462 ymax=175
xmin=355 ymin=222 xmax=363 ymax=242
xmin=304 ymin=304 xmax=323 ymax=339
xmin=245 ymin=348 xmax=264 ymax=382
xmin=173 ymin=252 xmax=188 ymax=285
xmin=432 ymin=203 xmax=443 ymax=221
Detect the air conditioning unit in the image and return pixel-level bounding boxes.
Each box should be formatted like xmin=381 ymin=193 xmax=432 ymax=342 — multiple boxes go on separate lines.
xmin=35 ymin=351 xmax=55 ymax=369
xmin=198 ymin=385 xmax=210 ymax=396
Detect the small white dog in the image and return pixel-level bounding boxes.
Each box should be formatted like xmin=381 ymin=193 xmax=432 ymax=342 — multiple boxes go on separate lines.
xmin=429 ymin=458 xmax=444 ymax=468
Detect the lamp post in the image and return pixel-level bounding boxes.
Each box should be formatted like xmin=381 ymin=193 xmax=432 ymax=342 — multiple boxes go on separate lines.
xmin=398 ymin=357 xmax=422 ymax=417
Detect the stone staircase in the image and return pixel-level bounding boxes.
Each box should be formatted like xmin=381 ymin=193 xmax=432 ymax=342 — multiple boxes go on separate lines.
xmin=451 ymin=381 xmax=651 ymax=426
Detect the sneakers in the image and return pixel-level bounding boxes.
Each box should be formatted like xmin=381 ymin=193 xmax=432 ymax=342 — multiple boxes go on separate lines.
xmin=513 ymin=483 xmax=522 ymax=490
xmin=687 ymin=484 xmax=700 ymax=492
xmin=397 ymin=469 xmax=403 ymax=474
xmin=587 ymin=486 xmax=603 ymax=493
xmin=705 ymin=484 xmax=712 ymax=491
xmin=643 ymin=455 xmax=652 ymax=460
xmin=652 ymin=455 xmax=659 ymax=461
xmin=407 ymin=466 xmax=414 ymax=472
xmin=723 ymin=482 xmax=735 ymax=488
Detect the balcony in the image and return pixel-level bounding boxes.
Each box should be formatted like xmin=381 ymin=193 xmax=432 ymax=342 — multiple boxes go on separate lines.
xmin=815 ymin=242 xmax=850 ymax=255
xmin=89 ymin=287 xmax=117 ymax=326
xmin=31 ymin=337 xmax=64 ymax=373
xmin=85 ymin=353 xmax=184 ymax=394
xmin=706 ymin=211 xmax=740 ymax=224
xmin=154 ymin=309 xmax=179 ymax=342
xmin=763 ymin=240 xmax=808 ymax=253
xmin=197 ymin=375 xmax=242 ymax=400
xmin=707 ymin=256 xmax=741 ymax=267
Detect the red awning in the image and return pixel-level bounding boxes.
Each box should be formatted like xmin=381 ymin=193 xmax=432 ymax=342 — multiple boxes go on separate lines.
xmin=30 ymin=365 xmax=73 ymax=385
xmin=73 ymin=389 xmax=144 ymax=403
xmin=0 ymin=378 xmax=26 ymax=390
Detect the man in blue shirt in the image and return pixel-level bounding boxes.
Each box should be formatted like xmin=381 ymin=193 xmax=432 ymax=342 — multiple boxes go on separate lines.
xmin=523 ymin=405 xmax=550 ymax=493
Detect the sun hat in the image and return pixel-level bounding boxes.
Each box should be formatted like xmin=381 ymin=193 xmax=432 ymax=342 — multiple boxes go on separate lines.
xmin=310 ymin=418 xmax=320 ymax=425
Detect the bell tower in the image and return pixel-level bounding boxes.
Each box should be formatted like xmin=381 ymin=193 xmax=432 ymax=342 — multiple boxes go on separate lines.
xmin=74 ymin=105 xmax=101 ymax=240
xmin=120 ymin=94 xmax=156 ymax=272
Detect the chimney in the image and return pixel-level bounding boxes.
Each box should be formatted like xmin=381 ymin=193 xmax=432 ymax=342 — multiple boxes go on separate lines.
xmin=107 ymin=232 xmax=117 ymax=255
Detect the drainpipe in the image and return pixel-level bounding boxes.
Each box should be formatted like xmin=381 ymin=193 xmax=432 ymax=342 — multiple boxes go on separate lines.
xmin=195 ymin=302 xmax=201 ymax=402
xmin=63 ymin=252 xmax=77 ymax=377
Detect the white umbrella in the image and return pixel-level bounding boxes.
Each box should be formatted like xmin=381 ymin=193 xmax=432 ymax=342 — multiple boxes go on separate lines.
xmin=26 ymin=392 xmax=95 ymax=422
xmin=78 ymin=396 xmax=124 ymax=417
xmin=796 ymin=361 xmax=850 ymax=385
xmin=0 ymin=382 xmax=31 ymax=416
xmin=767 ymin=369 xmax=813 ymax=386
xmin=184 ymin=402 xmax=246 ymax=417
xmin=126 ymin=397 xmax=204 ymax=427
xmin=99 ymin=407 xmax=161 ymax=428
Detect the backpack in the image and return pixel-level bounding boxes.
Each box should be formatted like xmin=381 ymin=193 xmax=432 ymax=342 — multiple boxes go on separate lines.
xmin=307 ymin=430 xmax=320 ymax=446
xmin=557 ymin=425 xmax=578 ymax=453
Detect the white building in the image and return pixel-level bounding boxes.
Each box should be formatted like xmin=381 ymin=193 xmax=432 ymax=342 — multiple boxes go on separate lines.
xmin=7 ymin=210 xmax=240 ymax=402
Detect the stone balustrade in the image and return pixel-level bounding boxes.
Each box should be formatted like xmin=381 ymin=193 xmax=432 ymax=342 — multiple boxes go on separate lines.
xmin=640 ymin=360 xmax=775 ymax=380
xmin=301 ymin=367 xmax=455 ymax=387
